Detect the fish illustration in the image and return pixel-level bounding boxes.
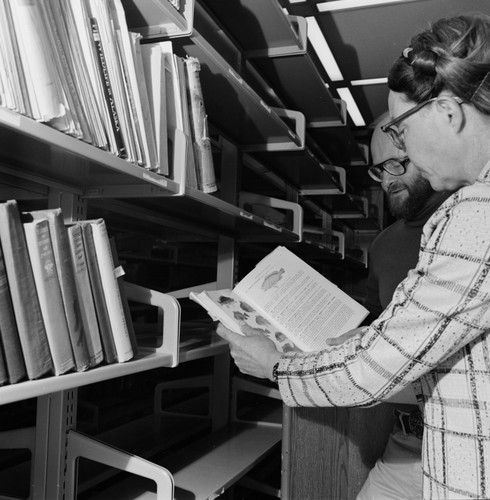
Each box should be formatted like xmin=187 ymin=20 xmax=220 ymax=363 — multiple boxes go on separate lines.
xmin=218 ymin=295 xmax=235 ymax=306
xmin=233 ymin=311 xmax=250 ymax=322
xmin=255 ymin=315 xmax=272 ymax=326
xmin=239 ymin=301 xmax=255 ymax=312
xmin=262 ymin=268 xmax=285 ymax=290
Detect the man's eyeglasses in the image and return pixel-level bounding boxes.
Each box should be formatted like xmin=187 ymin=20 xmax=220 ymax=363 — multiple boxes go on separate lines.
xmin=381 ymin=96 xmax=463 ymax=150
xmin=368 ymin=157 xmax=410 ymax=182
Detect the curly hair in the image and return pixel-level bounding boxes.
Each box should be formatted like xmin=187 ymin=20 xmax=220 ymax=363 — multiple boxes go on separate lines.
xmin=387 ymin=13 xmax=490 ymax=115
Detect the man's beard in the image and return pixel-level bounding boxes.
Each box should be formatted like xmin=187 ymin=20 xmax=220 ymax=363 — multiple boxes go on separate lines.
xmin=387 ymin=177 xmax=434 ymax=220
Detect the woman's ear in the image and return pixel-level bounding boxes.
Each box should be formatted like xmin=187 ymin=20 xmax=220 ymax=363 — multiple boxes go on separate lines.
xmin=436 ymin=96 xmax=465 ymax=132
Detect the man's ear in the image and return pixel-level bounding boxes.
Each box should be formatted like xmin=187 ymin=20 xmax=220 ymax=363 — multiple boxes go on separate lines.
xmin=436 ymin=96 xmax=465 ymax=132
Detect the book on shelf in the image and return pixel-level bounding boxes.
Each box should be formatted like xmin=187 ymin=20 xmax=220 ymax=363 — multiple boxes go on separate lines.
xmin=110 ymin=0 xmax=159 ymax=170
xmin=7 ymin=0 xmax=70 ymax=131
xmin=37 ymin=0 xmax=90 ymax=141
xmin=159 ymin=41 xmax=190 ymax=185
xmin=0 ymin=344 xmax=9 ymax=387
xmin=88 ymin=15 xmax=127 ymax=158
xmin=109 ymin=237 xmax=138 ymax=354
xmin=184 ymin=56 xmax=217 ymax=194
xmin=23 ymin=218 xmax=76 ymax=376
xmin=24 ymin=209 xmax=92 ymax=372
xmin=0 ymin=242 xmax=27 ymax=383
xmin=70 ymin=0 xmax=118 ymax=153
xmin=77 ymin=219 xmax=135 ymax=362
xmin=88 ymin=0 xmax=145 ymax=164
xmin=67 ymin=223 xmax=105 ymax=368
xmin=190 ymin=246 xmax=369 ymax=353
xmin=80 ymin=222 xmax=118 ymax=364
xmin=0 ymin=0 xmax=31 ymax=116
xmin=45 ymin=0 xmax=109 ymax=148
xmin=176 ymin=55 xmax=198 ymax=190
xmin=131 ymin=31 xmax=160 ymax=172
xmin=0 ymin=200 xmax=53 ymax=380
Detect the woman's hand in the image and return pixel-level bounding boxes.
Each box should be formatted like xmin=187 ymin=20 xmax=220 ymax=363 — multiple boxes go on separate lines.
xmin=323 ymin=327 xmax=365 ymax=346
xmin=216 ymin=322 xmax=282 ymax=380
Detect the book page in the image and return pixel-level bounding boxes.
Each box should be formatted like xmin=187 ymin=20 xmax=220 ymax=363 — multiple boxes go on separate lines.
xmin=189 ymin=289 xmax=298 ymax=353
xmin=234 ymin=246 xmax=368 ymax=351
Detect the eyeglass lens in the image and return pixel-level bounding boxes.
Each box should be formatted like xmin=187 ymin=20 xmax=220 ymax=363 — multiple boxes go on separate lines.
xmin=368 ymin=159 xmax=407 ymax=181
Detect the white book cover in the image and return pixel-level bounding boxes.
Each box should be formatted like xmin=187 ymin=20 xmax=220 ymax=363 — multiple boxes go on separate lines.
xmin=88 ymin=219 xmax=134 ymax=362
xmin=140 ymin=42 xmax=169 ymax=176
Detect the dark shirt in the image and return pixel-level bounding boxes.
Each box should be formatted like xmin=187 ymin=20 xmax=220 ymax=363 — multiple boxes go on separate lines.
xmin=364 ymin=192 xmax=451 ymax=320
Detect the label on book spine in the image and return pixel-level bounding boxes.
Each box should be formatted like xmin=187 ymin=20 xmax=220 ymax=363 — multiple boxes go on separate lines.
xmin=90 ymin=17 xmax=127 ymax=159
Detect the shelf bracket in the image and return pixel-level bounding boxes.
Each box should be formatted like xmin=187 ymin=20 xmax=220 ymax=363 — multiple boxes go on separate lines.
xmin=298 ymin=166 xmax=346 ymax=195
xmin=124 ymin=282 xmax=181 ymax=367
xmin=332 ymin=230 xmax=345 ymax=259
xmin=245 ymin=16 xmax=308 ymax=58
xmin=65 ymin=430 xmax=174 ymax=499
xmin=239 ymin=191 xmax=303 ymax=240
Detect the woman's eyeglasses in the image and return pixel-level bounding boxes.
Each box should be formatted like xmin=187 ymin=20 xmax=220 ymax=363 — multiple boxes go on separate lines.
xmin=381 ymin=96 xmax=463 ymax=150
xmin=368 ymin=157 xmax=410 ymax=182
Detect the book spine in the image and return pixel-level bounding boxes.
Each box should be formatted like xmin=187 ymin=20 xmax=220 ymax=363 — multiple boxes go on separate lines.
xmin=184 ymin=56 xmax=217 ymax=194
xmin=0 ymin=243 xmax=27 ymax=383
xmin=38 ymin=0 xmax=90 ymax=141
xmin=0 ymin=346 xmax=8 ymax=387
xmin=173 ymin=55 xmax=197 ymax=189
xmin=109 ymin=237 xmax=138 ymax=355
xmin=0 ymin=200 xmax=53 ymax=380
xmin=89 ymin=16 xmax=127 ymax=158
xmin=81 ymin=223 xmax=117 ymax=364
xmin=90 ymin=220 xmax=134 ymax=362
xmin=0 ymin=0 xmax=31 ymax=115
xmin=26 ymin=209 xmax=91 ymax=372
xmin=67 ymin=224 xmax=104 ymax=368
xmin=141 ymin=43 xmax=170 ymax=176
xmin=131 ymin=31 xmax=159 ymax=172
xmin=8 ymin=0 xmax=64 ymax=122
xmin=24 ymin=219 xmax=75 ymax=376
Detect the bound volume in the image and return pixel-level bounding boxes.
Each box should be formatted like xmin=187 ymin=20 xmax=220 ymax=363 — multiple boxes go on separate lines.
xmin=23 ymin=219 xmax=75 ymax=375
xmin=190 ymin=246 xmax=369 ymax=352
xmin=0 ymin=200 xmax=53 ymax=379
xmin=25 ymin=209 xmax=92 ymax=372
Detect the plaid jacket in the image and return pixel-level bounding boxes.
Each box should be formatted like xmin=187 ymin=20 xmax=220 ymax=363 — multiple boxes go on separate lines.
xmin=277 ymin=161 xmax=490 ymax=499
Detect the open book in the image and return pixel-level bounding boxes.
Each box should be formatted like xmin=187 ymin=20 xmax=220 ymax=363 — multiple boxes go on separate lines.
xmin=190 ymin=246 xmax=368 ymax=352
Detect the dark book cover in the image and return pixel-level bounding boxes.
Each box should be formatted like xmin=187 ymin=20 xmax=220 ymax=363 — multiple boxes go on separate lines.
xmin=67 ymin=223 xmax=104 ymax=368
xmin=24 ymin=219 xmax=75 ymax=375
xmin=25 ymin=209 xmax=91 ymax=372
xmin=81 ymin=223 xmax=117 ymax=364
xmin=0 ymin=200 xmax=53 ymax=380
xmin=0 ymin=243 xmax=27 ymax=383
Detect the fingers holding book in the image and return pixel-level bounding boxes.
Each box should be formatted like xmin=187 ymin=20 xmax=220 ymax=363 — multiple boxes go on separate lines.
xmin=216 ymin=322 xmax=282 ymax=381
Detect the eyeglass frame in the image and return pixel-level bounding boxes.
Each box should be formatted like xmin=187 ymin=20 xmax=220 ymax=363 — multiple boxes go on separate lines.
xmin=368 ymin=157 xmax=411 ymax=182
xmin=381 ymin=96 xmax=464 ymax=150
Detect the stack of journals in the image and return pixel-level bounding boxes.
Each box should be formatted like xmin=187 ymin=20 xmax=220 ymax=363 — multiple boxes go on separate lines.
xmin=0 ymin=199 xmax=137 ymax=384
xmin=0 ymin=0 xmax=217 ymax=192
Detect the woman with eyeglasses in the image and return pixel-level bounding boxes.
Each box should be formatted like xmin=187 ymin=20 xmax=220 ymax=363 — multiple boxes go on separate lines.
xmin=360 ymin=114 xmax=452 ymax=500
xmin=216 ymin=13 xmax=490 ymax=499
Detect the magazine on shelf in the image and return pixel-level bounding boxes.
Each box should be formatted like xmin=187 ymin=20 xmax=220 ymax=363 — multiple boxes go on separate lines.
xmin=190 ymin=246 xmax=369 ymax=352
